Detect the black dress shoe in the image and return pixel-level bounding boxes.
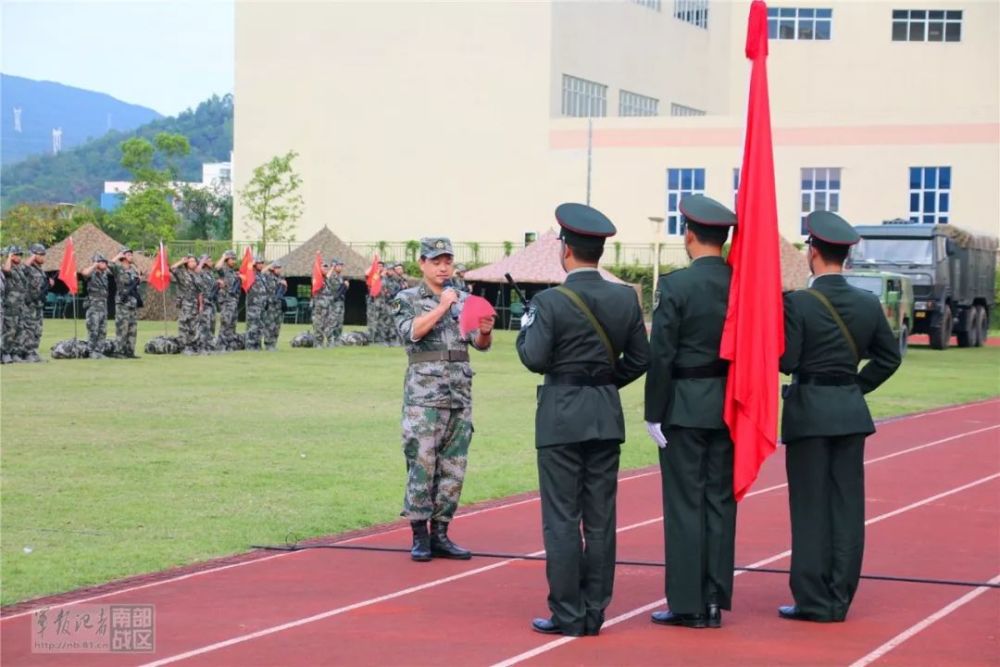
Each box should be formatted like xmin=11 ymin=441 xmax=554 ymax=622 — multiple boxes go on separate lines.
xmin=651 ymin=610 xmax=707 ymax=628
xmin=531 ymin=618 xmax=584 ymax=637
xmin=777 ymin=605 xmax=841 ymax=623
xmin=706 ymin=604 xmax=721 ymax=629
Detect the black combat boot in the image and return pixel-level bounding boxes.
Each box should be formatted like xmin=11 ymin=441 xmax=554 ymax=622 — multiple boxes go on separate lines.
xmin=410 ymin=520 xmax=431 ymax=562
xmin=430 ymin=521 xmax=471 ymax=560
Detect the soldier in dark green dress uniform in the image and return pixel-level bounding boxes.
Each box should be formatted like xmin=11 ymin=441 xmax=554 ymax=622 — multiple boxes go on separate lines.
xmin=516 ymin=203 xmax=650 ymax=637
xmin=778 ymin=210 xmax=901 ymax=623
xmin=644 ymin=194 xmax=737 ymax=629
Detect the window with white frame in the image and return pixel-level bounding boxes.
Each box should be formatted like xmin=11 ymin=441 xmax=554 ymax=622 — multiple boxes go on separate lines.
xmin=666 ymin=168 xmax=706 ymax=235
xmin=909 ymin=166 xmax=951 ymax=224
xmin=619 ymin=90 xmax=659 ymax=117
xmin=670 ymin=103 xmax=706 ymax=117
xmin=631 ymin=0 xmax=661 ymax=11
xmin=892 ymin=9 xmax=961 ymax=42
xmin=561 ymin=74 xmax=608 ymax=118
xmin=800 ymin=168 xmax=841 ymax=234
xmin=767 ymin=7 xmax=832 ymax=40
xmin=674 ymin=0 xmax=708 ymax=29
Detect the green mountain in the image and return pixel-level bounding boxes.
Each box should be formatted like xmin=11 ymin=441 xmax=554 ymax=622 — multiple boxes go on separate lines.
xmin=1 ymin=94 xmax=233 ymax=213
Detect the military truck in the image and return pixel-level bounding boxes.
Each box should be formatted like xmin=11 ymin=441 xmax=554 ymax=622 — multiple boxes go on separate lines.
xmin=848 ymin=221 xmax=997 ymax=349
xmin=844 ymin=271 xmax=914 ymax=356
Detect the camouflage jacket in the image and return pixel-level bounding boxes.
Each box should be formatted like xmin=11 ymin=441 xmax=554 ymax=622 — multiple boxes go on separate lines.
xmin=170 ymin=267 xmax=199 ymax=303
xmin=110 ymin=263 xmax=141 ymax=306
xmin=196 ymin=270 xmax=217 ymax=306
xmin=314 ymin=274 xmax=335 ymax=301
xmin=247 ymin=270 xmax=269 ymax=307
xmin=23 ymin=263 xmax=48 ymax=304
xmin=331 ymin=274 xmax=349 ymax=302
xmin=392 ymin=281 xmax=490 ymax=408
xmin=2 ymin=264 xmax=27 ymax=304
xmin=451 ymin=276 xmax=468 ymax=292
xmin=219 ymin=266 xmax=241 ymax=302
xmin=86 ymin=269 xmax=110 ymax=303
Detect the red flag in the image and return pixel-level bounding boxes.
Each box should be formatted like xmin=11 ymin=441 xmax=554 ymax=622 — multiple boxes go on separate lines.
xmin=311 ymin=251 xmax=325 ymax=296
xmin=720 ymin=0 xmax=784 ymax=502
xmin=239 ymin=246 xmax=256 ymax=293
xmin=365 ymin=253 xmax=382 ymax=298
xmin=148 ymin=241 xmax=171 ymax=293
xmin=58 ymin=237 xmax=78 ymax=294
xmin=459 ymin=295 xmax=497 ymax=337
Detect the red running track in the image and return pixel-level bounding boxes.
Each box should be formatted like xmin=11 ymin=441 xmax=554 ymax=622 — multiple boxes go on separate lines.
xmin=2 ymin=399 xmax=998 ymax=666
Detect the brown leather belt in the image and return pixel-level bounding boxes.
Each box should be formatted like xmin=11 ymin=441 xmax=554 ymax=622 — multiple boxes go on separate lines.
xmin=408 ymin=350 xmax=470 ymax=364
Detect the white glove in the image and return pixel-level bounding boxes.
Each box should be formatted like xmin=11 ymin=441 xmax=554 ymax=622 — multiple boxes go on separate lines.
xmin=646 ymin=421 xmax=667 ymax=449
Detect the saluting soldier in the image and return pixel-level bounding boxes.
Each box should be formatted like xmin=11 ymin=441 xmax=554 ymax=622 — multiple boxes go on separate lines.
xmin=244 ymin=256 xmax=269 ymax=351
xmin=778 ymin=211 xmax=901 ymax=623
xmin=329 ymin=259 xmax=349 ymax=345
xmin=215 ymin=250 xmax=241 ymax=351
xmin=81 ymin=253 xmax=112 ymax=359
xmin=1 ymin=246 xmax=26 ymax=364
xmin=451 ymin=263 xmax=469 ymax=292
xmin=644 ymin=195 xmax=738 ymax=629
xmin=195 ymin=254 xmax=219 ymax=353
xmin=18 ymin=243 xmax=52 ymax=363
xmin=516 ymin=203 xmax=650 ymax=637
xmin=110 ymin=247 xmax=143 ymax=358
xmin=170 ymin=254 xmax=201 ymax=355
xmin=263 ymin=261 xmax=287 ymax=350
xmin=311 ymin=259 xmax=334 ymax=346
xmin=392 ymin=237 xmax=494 ymax=563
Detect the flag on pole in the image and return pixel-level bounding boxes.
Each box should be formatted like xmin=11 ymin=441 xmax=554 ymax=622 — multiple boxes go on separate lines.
xmin=311 ymin=251 xmax=325 ymax=296
xmin=58 ymin=237 xmax=78 ymax=294
xmin=239 ymin=246 xmax=256 ymax=293
xmin=720 ymin=0 xmax=784 ymax=502
xmin=365 ymin=253 xmax=382 ymax=298
xmin=148 ymin=240 xmax=171 ymax=292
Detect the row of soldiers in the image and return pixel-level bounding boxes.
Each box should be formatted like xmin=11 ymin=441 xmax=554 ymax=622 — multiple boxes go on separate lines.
xmin=366 ymin=261 xmax=469 ymax=345
xmin=1 ymin=244 xmax=53 ymax=363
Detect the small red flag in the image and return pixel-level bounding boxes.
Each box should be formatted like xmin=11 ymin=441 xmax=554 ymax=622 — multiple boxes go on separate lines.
xmin=148 ymin=241 xmax=170 ymax=293
xmin=459 ymin=295 xmax=497 ymax=337
xmin=366 ymin=253 xmax=382 ymax=298
xmin=58 ymin=237 xmax=78 ymax=295
xmin=311 ymin=251 xmax=325 ymax=296
xmin=239 ymin=247 xmax=256 ymax=293
xmin=720 ymin=0 xmax=784 ymax=501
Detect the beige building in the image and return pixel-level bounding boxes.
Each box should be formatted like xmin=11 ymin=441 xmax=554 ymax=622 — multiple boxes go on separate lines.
xmin=234 ymin=0 xmax=999 ymax=252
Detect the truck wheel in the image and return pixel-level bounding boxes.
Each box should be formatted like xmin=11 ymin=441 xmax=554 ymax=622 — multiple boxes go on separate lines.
xmin=898 ymin=323 xmax=909 ymax=357
xmin=974 ymin=305 xmax=988 ymax=347
xmin=929 ymin=305 xmax=952 ymax=350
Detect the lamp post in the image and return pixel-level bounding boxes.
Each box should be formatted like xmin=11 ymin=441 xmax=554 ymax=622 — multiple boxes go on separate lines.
xmin=649 ymin=216 xmax=665 ymax=292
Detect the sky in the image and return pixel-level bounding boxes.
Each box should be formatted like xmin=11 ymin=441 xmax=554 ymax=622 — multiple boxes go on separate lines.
xmin=1 ymin=0 xmax=234 ymax=117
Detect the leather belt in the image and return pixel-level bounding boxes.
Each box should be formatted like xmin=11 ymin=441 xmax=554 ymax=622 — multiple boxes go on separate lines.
xmin=544 ymin=372 xmax=616 ymax=387
xmin=797 ymin=373 xmax=857 ymax=386
xmin=673 ymin=360 xmax=729 ymax=380
xmin=408 ymin=350 xmax=470 ymax=364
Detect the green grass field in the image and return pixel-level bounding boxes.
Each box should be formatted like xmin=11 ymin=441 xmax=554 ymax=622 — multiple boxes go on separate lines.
xmin=1 ymin=320 xmax=997 ymax=606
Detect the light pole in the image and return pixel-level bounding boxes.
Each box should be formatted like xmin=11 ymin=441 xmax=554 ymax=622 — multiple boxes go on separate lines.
xmin=649 ymin=216 xmax=665 ymax=291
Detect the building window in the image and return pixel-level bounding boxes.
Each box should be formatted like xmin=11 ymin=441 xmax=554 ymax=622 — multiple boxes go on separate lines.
xmin=631 ymin=0 xmax=661 ymax=10
xmin=219 ymin=168 xmax=232 ymax=181
xmin=561 ymin=74 xmax=608 ymax=118
xmin=800 ymin=167 xmax=841 ymax=234
xmin=674 ymin=0 xmax=709 ymax=29
xmin=909 ymin=166 xmax=950 ymax=224
xmin=733 ymin=168 xmax=741 ymax=209
xmin=666 ymin=168 xmax=706 ymax=235
xmin=619 ymin=90 xmax=659 ymax=117
xmin=892 ymin=9 xmax=962 ymax=42
xmin=670 ymin=103 xmax=706 ymax=117
xmin=768 ymin=7 xmax=832 ymax=40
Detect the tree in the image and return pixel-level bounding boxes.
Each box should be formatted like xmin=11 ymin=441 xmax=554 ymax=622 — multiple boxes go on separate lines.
xmin=0 ymin=202 xmax=108 ymax=247
xmin=107 ymin=189 xmax=179 ymax=249
xmin=176 ymin=183 xmax=233 ymax=240
xmin=110 ymin=132 xmax=189 ymax=247
xmin=238 ymin=150 xmax=303 ymax=250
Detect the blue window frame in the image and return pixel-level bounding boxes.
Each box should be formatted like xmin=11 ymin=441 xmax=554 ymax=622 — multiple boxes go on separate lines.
xmin=909 ymin=166 xmax=951 ymax=224
xmin=666 ymin=168 xmax=706 ymax=235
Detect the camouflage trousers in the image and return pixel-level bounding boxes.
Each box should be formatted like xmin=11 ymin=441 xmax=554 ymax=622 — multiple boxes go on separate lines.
xmin=330 ymin=300 xmax=345 ymax=344
xmin=177 ymin=299 xmax=199 ymax=352
xmin=312 ymin=297 xmax=331 ymax=345
xmin=401 ymin=404 xmax=474 ymax=522
xmin=379 ymin=301 xmax=400 ymax=346
xmin=85 ymin=300 xmax=107 ymax=354
xmin=114 ymin=301 xmax=138 ymax=356
xmin=17 ymin=302 xmax=44 ymax=357
xmin=198 ymin=303 xmax=217 ymax=352
xmin=263 ymin=299 xmax=283 ymax=349
xmin=245 ymin=300 xmax=266 ymax=350
xmin=216 ymin=298 xmax=239 ymax=351
xmin=2 ymin=296 xmax=23 ymax=357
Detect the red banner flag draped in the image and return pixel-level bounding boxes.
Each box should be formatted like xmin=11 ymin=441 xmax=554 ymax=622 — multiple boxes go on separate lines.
xmin=148 ymin=241 xmax=171 ymax=293
xmin=720 ymin=0 xmax=784 ymax=502
xmin=311 ymin=251 xmax=325 ymax=296
xmin=58 ymin=237 xmax=79 ymax=295
xmin=365 ymin=253 xmax=382 ymax=298
xmin=239 ymin=247 xmax=256 ymax=293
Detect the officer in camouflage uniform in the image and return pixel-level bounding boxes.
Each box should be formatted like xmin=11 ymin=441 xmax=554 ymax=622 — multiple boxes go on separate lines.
xmin=81 ymin=253 xmax=112 ymax=359
xmin=17 ymin=243 xmax=52 ymax=363
xmin=195 ymin=254 xmax=219 ymax=353
xmin=367 ymin=261 xmax=388 ymax=343
xmin=110 ymin=247 xmax=143 ymax=358
xmin=244 ymin=256 xmax=268 ymax=351
xmin=215 ymin=250 xmax=241 ymax=351
xmin=170 ymin=254 xmax=201 ymax=355
xmin=451 ymin=264 xmax=469 ymax=292
xmin=263 ymin=261 xmax=287 ymax=351
xmin=392 ymin=237 xmax=495 ymax=562
xmin=311 ymin=260 xmax=334 ymax=346
xmin=1 ymin=245 xmax=26 ymax=363
xmin=329 ymin=259 xmax=349 ymax=346
xmin=645 ymin=195 xmax=738 ymax=630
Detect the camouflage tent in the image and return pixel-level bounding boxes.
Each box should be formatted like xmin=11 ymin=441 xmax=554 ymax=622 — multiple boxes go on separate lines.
xmin=273 ymin=226 xmax=369 ymax=278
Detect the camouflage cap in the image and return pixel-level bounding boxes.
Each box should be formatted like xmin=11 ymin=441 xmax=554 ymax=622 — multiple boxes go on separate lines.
xmin=420 ymin=237 xmax=454 ymax=259
xmin=28 ymin=243 xmax=46 ymax=255
xmin=120 ymin=246 xmax=134 ymax=254
xmin=455 ymin=263 xmax=467 ymax=272
xmin=393 ymin=262 xmax=404 ymax=269
xmin=7 ymin=245 xmax=23 ymax=256
xmin=223 ymin=250 xmax=237 ymax=259
xmin=332 ymin=258 xmax=344 ymax=266
xmin=253 ymin=255 xmax=265 ymax=264
xmin=93 ymin=253 xmax=108 ymax=263
xmin=199 ymin=253 xmax=212 ymax=263
xmin=182 ymin=253 xmax=196 ymax=261
xmin=271 ymin=260 xmax=283 ymax=269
